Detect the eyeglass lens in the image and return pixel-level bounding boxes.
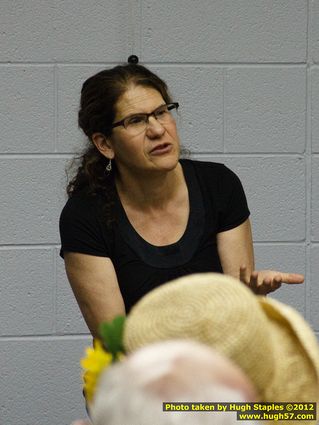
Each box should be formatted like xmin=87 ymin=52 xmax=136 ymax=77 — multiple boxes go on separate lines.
xmin=124 ymin=104 xmax=177 ymax=135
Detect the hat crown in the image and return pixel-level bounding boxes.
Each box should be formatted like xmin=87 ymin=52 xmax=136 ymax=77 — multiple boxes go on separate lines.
xmin=124 ymin=273 xmax=275 ymax=397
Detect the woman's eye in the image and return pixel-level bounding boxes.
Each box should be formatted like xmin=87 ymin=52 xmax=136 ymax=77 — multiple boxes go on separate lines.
xmin=156 ymin=109 xmax=168 ymax=117
xmin=127 ymin=115 xmax=145 ymax=125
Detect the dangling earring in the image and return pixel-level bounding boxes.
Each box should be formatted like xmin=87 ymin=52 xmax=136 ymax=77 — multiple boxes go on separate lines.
xmin=105 ymin=158 xmax=112 ymax=174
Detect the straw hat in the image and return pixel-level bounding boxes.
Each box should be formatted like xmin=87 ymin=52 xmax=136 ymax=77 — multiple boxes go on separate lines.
xmin=123 ymin=273 xmax=319 ymax=406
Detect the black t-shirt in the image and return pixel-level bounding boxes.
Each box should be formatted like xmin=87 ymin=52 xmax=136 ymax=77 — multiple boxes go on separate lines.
xmin=59 ymin=159 xmax=250 ymax=312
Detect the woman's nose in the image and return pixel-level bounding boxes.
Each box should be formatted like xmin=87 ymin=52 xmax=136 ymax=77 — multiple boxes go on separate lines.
xmin=146 ymin=115 xmax=165 ymax=136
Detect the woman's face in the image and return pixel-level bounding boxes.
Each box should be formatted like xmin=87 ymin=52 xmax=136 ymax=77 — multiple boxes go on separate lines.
xmin=109 ymin=85 xmax=180 ymax=176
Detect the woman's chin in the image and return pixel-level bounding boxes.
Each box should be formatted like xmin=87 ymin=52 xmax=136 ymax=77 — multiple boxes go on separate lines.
xmin=150 ymin=154 xmax=180 ymax=172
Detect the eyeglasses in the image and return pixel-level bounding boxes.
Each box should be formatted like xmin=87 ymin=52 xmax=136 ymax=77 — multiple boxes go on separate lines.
xmin=111 ymin=102 xmax=179 ymax=136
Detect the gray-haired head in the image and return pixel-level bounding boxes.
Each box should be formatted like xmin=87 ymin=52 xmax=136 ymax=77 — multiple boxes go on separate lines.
xmin=90 ymin=340 xmax=259 ymax=425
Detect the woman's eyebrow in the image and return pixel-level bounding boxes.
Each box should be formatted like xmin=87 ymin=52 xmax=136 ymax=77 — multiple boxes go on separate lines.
xmin=122 ymin=103 xmax=167 ymax=119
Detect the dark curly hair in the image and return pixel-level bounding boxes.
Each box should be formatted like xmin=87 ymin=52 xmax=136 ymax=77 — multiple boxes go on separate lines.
xmin=67 ymin=64 xmax=173 ymax=199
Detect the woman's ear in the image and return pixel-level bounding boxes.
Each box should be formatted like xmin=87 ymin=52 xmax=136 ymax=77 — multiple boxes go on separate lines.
xmin=92 ymin=133 xmax=114 ymax=159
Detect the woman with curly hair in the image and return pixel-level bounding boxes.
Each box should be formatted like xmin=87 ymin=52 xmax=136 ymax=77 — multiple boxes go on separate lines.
xmin=59 ymin=59 xmax=304 ymax=338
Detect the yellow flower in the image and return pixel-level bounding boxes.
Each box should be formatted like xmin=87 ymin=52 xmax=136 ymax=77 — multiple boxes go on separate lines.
xmin=81 ymin=339 xmax=113 ymax=403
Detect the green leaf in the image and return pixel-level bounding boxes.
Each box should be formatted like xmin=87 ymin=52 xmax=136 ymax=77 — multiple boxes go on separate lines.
xmin=98 ymin=316 xmax=126 ymax=360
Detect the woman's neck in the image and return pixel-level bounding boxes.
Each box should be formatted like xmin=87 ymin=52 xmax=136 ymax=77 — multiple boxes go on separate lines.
xmin=115 ymin=162 xmax=184 ymax=211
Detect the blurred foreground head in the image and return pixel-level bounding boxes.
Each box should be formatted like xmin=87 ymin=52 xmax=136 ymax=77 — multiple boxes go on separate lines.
xmin=90 ymin=340 xmax=258 ymax=425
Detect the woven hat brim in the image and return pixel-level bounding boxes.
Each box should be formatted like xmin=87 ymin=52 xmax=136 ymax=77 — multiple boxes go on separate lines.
xmin=257 ymin=297 xmax=319 ymax=404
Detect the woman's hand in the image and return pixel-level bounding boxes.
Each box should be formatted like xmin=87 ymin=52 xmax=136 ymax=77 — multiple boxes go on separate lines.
xmin=239 ymin=265 xmax=304 ymax=295
xmin=217 ymin=219 xmax=304 ymax=295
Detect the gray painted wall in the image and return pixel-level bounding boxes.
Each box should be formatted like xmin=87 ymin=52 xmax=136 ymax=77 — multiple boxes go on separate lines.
xmin=0 ymin=0 xmax=318 ymax=423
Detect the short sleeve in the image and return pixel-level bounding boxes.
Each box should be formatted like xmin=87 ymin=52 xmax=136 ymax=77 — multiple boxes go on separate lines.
xmin=59 ymin=195 xmax=110 ymax=259
xmin=217 ymin=165 xmax=250 ymax=233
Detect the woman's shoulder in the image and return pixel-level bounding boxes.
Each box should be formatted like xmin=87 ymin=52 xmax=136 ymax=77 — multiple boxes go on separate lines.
xmin=180 ymin=158 xmax=246 ymax=198
xmin=180 ymin=158 xmax=234 ymax=179
xmin=60 ymin=192 xmax=105 ymax=220
xmin=59 ymin=192 xmax=113 ymax=259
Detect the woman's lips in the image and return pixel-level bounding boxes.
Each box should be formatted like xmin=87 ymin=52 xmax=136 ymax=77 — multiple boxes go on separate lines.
xmin=150 ymin=143 xmax=172 ymax=155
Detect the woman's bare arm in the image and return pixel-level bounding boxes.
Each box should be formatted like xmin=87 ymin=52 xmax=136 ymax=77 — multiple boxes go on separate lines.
xmin=217 ymin=218 xmax=255 ymax=280
xmin=217 ymin=218 xmax=304 ymax=294
xmin=64 ymin=252 xmax=125 ymax=338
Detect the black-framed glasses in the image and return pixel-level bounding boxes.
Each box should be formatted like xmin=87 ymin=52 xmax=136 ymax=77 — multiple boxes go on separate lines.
xmin=111 ymin=102 xmax=179 ymax=136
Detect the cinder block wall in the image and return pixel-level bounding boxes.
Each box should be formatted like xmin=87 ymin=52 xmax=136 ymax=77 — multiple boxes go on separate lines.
xmin=0 ymin=1 xmax=318 ymax=424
